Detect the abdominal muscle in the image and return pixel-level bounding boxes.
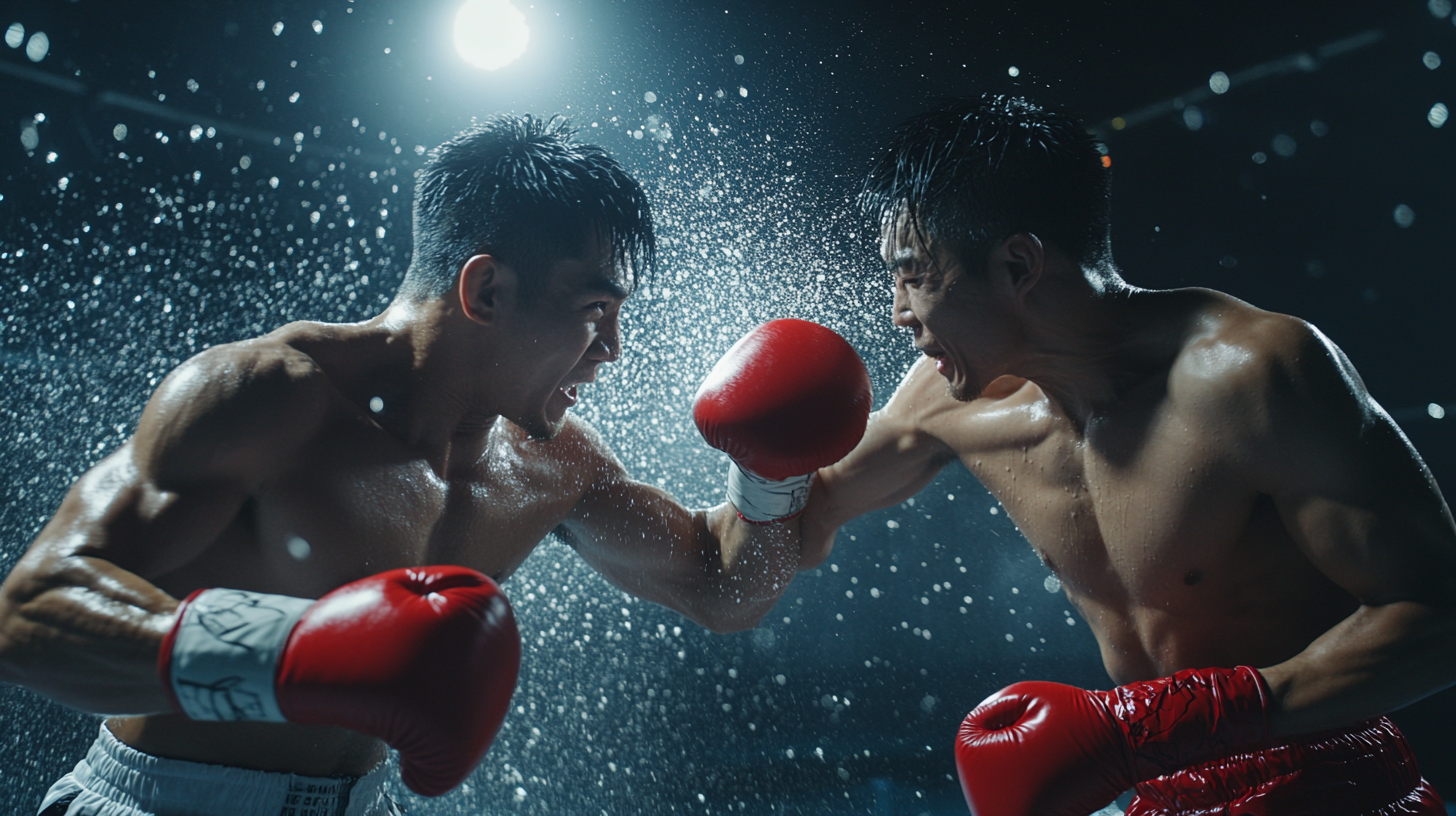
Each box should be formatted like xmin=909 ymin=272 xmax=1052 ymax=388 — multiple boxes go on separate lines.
xmin=978 ymin=462 xmax=1360 ymax=686
xmin=950 ymin=385 xmax=1358 ymax=686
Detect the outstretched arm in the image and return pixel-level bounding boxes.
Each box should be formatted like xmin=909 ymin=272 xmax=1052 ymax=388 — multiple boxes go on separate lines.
xmin=553 ymin=421 xmax=800 ymax=633
xmin=1232 ymin=322 xmax=1456 ymax=736
xmin=798 ymin=356 xmax=960 ymax=567
xmin=0 ymin=345 xmax=328 ymax=714
xmin=563 ymin=319 xmax=875 ymax=631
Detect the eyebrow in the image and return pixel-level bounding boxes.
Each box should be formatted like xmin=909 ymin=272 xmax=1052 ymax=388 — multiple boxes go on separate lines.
xmin=885 ymin=248 xmax=918 ymax=274
xmin=582 ymin=278 xmax=631 ymax=300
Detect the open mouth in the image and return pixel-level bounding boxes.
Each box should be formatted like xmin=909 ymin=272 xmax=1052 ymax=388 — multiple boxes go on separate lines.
xmin=557 ymin=384 xmax=579 ymax=406
xmin=919 ymin=347 xmax=951 ymax=376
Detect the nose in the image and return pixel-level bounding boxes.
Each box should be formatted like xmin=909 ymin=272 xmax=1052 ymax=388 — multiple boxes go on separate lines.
xmin=891 ymin=281 xmax=920 ymax=330
xmin=589 ymin=314 xmax=621 ymax=363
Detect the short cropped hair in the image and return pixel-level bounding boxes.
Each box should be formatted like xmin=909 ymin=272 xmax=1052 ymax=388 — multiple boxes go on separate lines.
xmin=859 ymin=95 xmax=1112 ymax=272
xmin=399 ymin=114 xmax=655 ymax=303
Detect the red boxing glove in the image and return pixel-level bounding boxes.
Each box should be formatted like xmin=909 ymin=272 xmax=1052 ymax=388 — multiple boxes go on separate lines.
xmin=159 ymin=566 xmax=521 ymax=797
xmin=694 ymin=319 xmax=871 ymax=522
xmin=1128 ymin=717 xmax=1444 ymax=815
xmin=955 ymin=666 xmax=1272 ymax=816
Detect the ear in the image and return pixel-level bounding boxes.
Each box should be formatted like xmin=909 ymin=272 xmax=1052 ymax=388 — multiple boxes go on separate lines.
xmin=996 ymin=233 xmax=1045 ymax=305
xmin=457 ymin=254 xmax=513 ymax=326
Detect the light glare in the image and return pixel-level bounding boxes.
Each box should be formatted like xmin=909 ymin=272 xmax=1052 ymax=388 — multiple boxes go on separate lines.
xmin=454 ymin=0 xmax=529 ymax=71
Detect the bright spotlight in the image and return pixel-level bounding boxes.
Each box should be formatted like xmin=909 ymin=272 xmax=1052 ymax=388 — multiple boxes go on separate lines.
xmin=454 ymin=0 xmax=529 ymax=71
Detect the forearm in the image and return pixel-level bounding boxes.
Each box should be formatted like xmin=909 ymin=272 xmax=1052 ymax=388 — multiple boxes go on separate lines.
xmin=1260 ymin=600 xmax=1456 ymax=737
xmin=0 ymin=554 xmax=178 ymax=715
xmin=691 ymin=504 xmax=802 ymax=632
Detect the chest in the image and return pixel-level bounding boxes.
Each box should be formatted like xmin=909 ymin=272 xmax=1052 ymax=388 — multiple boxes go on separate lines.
xmin=962 ymin=397 xmax=1263 ymax=604
xmin=206 ymin=419 xmax=578 ymax=598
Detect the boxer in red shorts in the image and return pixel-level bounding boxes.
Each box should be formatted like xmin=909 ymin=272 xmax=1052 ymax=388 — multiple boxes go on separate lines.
xmin=791 ymin=96 xmax=1455 ymax=814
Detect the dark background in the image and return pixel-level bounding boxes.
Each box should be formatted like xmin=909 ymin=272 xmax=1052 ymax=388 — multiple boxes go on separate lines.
xmin=0 ymin=1 xmax=1453 ymax=813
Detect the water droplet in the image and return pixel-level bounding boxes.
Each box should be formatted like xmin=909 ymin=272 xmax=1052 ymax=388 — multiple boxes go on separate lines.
xmin=1429 ymin=102 xmax=1449 ymax=129
xmin=286 ymin=536 xmax=312 ymax=560
xmin=25 ymin=31 xmax=49 ymax=62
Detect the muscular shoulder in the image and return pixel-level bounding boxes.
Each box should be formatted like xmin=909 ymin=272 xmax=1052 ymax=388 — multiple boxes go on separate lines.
xmin=496 ymin=413 xmax=625 ymax=491
xmin=1169 ymin=293 xmax=1371 ymax=439
xmin=134 ymin=338 xmax=334 ymax=486
xmin=884 ymin=357 xmax=1052 ymax=454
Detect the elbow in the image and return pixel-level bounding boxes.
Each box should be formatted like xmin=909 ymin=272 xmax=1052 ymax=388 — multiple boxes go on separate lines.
xmin=693 ymin=601 xmax=770 ymax=635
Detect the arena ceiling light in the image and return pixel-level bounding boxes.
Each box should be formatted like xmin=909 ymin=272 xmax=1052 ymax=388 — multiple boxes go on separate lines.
xmin=453 ymin=0 xmax=529 ymax=71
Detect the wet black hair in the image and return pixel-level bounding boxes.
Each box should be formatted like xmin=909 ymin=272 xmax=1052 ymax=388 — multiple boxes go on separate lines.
xmin=859 ymin=95 xmax=1112 ymax=273
xmin=399 ymin=114 xmax=655 ymax=304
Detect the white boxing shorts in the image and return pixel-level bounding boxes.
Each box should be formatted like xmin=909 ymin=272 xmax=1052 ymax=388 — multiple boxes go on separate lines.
xmin=37 ymin=724 xmax=401 ymax=816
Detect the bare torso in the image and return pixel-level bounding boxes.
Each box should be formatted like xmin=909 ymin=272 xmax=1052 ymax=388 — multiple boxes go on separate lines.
xmin=3 ymin=277 xmax=798 ymax=781
xmin=939 ymin=376 xmax=1356 ymax=684
xmin=824 ymin=289 xmax=1361 ymax=686
xmin=108 ymin=328 xmax=599 ymax=775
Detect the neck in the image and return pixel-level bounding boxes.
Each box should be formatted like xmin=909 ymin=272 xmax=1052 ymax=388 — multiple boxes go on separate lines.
xmin=1008 ymin=271 xmax=1169 ymax=428
xmin=333 ymin=298 xmax=503 ymax=472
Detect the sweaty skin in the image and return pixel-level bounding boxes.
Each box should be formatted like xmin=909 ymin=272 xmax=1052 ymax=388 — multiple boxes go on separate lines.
xmin=0 ymin=252 xmax=800 ymax=776
xmin=799 ymin=231 xmax=1456 ymax=739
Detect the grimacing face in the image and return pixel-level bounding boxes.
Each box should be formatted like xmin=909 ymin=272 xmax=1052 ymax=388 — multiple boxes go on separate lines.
xmin=492 ymin=252 xmax=628 ymax=439
xmin=883 ymin=227 xmax=1024 ymax=401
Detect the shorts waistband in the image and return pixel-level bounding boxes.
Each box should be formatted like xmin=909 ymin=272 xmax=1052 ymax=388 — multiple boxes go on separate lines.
xmin=1129 ymin=717 xmax=1440 ymax=816
xmin=49 ymin=724 xmax=393 ymax=816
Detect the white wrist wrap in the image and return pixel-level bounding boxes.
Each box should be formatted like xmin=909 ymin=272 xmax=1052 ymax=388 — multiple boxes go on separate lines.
xmin=727 ymin=461 xmax=813 ymax=523
xmin=167 ymin=588 xmax=312 ymax=722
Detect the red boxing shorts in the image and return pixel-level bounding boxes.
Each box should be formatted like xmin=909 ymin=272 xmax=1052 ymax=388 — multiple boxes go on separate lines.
xmin=1126 ymin=717 xmax=1444 ymax=816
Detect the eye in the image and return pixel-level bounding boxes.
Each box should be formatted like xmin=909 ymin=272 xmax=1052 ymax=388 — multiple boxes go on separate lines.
xmin=586 ymin=301 xmax=610 ymax=313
